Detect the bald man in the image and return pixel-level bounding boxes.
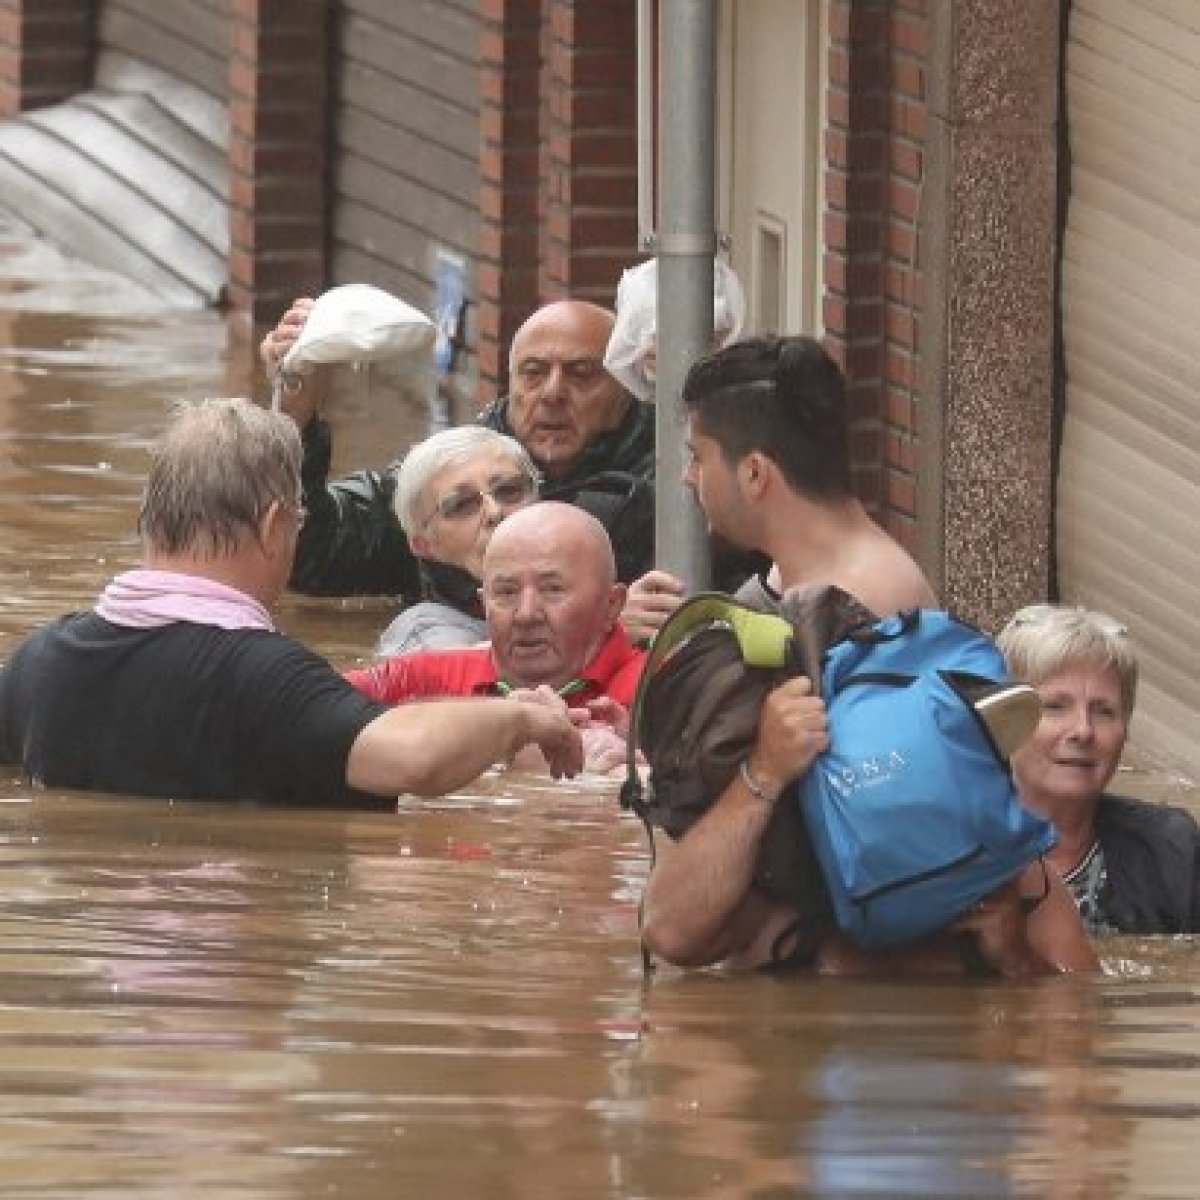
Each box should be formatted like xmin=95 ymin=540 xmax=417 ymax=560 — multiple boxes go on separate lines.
xmin=345 ymin=502 xmax=644 ymax=713
xmin=261 ymin=298 xmax=656 ymax=600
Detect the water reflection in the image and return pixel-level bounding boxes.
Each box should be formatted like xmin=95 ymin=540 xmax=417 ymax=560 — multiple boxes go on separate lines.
xmin=0 ymin=218 xmax=1199 ymax=1197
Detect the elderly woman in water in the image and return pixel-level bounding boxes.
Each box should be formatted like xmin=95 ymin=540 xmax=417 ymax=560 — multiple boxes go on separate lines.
xmin=997 ymin=604 xmax=1200 ymax=935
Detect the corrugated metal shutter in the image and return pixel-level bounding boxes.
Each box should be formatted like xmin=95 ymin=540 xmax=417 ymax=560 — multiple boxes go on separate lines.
xmin=1059 ymin=0 xmax=1200 ymax=771
xmin=99 ymin=0 xmax=230 ymax=104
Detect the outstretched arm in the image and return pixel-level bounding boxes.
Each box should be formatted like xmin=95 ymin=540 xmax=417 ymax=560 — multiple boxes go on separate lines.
xmin=347 ymin=693 xmax=583 ymax=798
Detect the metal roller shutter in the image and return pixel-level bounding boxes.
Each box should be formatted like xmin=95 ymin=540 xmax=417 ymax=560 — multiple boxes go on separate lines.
xmin=1059 ymin=0 xmax=1200 ymax=771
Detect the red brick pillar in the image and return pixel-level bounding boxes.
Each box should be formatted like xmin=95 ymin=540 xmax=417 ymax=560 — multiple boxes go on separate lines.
xmin=478 ymin=0 xmax=542 ymax=403
xmin=824 ymin=0 xmax=931 ymax=561
xmin=227 ymin=0 xmax=329 ymax=329
xmin=0 ymin=0 xmax=92 ymax=117
xmin=539 ymin=1 xmax=637 ymax=301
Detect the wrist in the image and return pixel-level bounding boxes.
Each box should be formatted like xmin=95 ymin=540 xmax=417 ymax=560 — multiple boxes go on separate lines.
xmin=739 ymin=757 xmax=783 ymax=805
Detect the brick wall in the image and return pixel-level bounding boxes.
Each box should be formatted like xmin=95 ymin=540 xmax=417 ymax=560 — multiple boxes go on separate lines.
xmin=478 ymin=0 xmax=638 ymax=402
xmin=478 ymin=0 xmax=541 ymax=398
xmin=227 ymin=0 xmax=329 ymax=327
xmin=0 ymin=0 xmax=93 ymax=116
xmin=824 ymin=0 xmax=929 ymax=554
xmin=538 ymin=1 xmax=638 ymax=300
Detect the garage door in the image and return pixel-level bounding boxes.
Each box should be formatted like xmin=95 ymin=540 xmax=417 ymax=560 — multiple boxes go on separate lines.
xmin=1058 ymin=0 xmax=1200 ymax=772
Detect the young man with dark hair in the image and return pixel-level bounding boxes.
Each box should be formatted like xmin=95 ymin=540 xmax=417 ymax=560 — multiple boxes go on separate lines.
xmin=639 ymin=336 xmax=1095 ymax=978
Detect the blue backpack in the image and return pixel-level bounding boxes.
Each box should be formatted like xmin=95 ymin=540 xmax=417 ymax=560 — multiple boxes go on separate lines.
xmin=623 ymin=592 xmax=1055 ymax=953
xmin=800 ymin=608 xmax=1055 ymax=949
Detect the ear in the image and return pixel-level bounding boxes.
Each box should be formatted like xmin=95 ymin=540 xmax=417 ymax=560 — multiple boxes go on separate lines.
xmin=259 ymin=499 xmax=287 ymax=552
xmin=605 ymin=582 xmax=628 ymax=630
xmin=410 ymin=531 xmax=433 ymax=557
xmin=738 ymin=451 xmax=772 ymax=499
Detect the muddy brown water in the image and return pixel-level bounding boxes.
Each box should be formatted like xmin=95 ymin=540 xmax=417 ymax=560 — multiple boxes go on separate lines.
xmin=0 ymin=218 xmax=1198 ymax=1198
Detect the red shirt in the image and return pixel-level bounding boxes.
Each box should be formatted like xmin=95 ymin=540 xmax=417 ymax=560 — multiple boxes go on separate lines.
xmin=345 ymin=625 xmax=646 ymax=711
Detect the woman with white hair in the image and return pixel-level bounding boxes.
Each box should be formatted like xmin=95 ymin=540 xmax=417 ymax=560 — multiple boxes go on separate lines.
xmin=997 ymin=603 xmax=1200 ymax=935
xmin=378 ymin=425 xmax=539 ymax=656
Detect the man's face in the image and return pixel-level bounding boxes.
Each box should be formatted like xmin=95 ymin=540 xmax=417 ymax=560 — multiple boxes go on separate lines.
xmin=507 ymin=305 xmax=631 ymax=478
xmin=482 ymin=520 xmax=625 ymax=689
xmin=409 ymin=447 xmax=538 ymax=579
xmin=682 ymin=416 xmax=752 ymax=549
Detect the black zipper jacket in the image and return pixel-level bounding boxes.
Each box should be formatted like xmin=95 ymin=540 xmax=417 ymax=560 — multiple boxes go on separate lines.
xmin=289 ymin=396 xmax=658 ymax=599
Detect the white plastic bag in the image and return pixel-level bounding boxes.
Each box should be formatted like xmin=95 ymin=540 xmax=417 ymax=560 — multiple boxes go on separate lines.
xmin=603 ymin=258 xmax=746 ymax=401
xmin=279 ymin=283 xmax=435 ymax=376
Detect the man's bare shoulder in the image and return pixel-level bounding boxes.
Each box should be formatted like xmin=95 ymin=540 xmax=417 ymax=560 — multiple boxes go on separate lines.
xmin=838 ymin=527 xmax=937 ymax=617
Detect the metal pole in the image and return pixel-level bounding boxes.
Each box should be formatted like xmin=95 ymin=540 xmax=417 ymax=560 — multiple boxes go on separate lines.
xmin=655 ymin=0 xmax=716 ymax=590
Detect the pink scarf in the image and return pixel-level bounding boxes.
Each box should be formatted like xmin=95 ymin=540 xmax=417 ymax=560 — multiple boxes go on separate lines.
xmin=95 ymin=569 xmax=275 ymax=632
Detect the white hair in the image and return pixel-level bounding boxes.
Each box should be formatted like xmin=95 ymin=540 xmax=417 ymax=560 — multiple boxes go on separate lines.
xmin=392 ymin=425 xmax=537 ymax=534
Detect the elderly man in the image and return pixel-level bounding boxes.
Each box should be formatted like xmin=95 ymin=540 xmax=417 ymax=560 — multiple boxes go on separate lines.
xmin=376 ymin=425 xmax=539 ymax=656
xmin=0 ymin=399 xmax=581 ymax=805
xmin=346 ymin=502 xmax=645 ymax=773
xmin=262 ymin=297 xmax=655 ymax=595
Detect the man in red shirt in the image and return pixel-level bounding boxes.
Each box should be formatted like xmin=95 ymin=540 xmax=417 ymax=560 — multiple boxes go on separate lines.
xmin=345 ymin=502 xmax=645 ymax=771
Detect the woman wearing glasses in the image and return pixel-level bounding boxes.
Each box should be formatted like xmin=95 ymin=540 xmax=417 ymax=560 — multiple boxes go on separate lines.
xmin=997 ymin=604 xmax=1200 ymax=935
xmin=378 ymin=426 xmax=540 ymax=656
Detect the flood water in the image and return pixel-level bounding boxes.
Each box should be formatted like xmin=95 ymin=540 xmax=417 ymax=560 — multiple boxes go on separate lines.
xmin=0 ymin=216 xmax=1198 ymax=1198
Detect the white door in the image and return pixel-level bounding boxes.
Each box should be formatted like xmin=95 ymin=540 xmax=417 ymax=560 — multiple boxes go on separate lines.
xmin=718 ymin=0 xmax=824 ymax=336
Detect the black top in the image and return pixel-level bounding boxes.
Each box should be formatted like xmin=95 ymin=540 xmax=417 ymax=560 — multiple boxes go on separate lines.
xmin=1096 ymin=791 xmax=1200 ymax=934
xmin=290 ymin=396 xmax=657 ymax=597
xmin=0 ymin=613 xmax=391 ymax=807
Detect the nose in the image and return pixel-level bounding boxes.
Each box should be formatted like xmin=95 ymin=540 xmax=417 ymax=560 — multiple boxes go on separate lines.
xmin=541 ymin=362 xmax=569 ymax=402
xmin=513 ymin=584 xmax=543 ymax=622
xmin=1064 ymin=707 xmax=1096 ymax=742
xmin=480 ymin=491 xmax=505 ymax=525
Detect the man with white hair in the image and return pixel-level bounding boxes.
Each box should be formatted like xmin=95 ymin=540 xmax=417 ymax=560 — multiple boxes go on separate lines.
xmin=0 ymin=399 xmax=582 ymax=805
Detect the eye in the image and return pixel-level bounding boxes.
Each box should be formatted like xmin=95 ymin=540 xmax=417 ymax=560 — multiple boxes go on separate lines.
xmin=517 ymin=361 xmax=549 ymax=384
xmin=490 ymin=476 xmax=533 ymax=506
xmin=564 ymin=359 xmax=603 ymax=383
xmin=539 ymin=582 xmax=568 ymax=603
xmin=438 ymin=491 xmax=483 ymax=521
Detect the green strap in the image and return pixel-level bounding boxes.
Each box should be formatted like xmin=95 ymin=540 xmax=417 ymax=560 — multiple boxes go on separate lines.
xmin=620 ymin=592 xmax=795 ymax=811
xmin=495 ymin=678 xmax=590 ymax=699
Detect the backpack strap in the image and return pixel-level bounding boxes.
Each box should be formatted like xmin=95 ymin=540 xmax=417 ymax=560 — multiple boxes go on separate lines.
xmin=619 ymin=592 xmax=796 ymax=813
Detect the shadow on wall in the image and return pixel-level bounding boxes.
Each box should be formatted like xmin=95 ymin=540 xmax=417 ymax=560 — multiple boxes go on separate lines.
xmin=0 ymin=53 xmax=228 ymax=308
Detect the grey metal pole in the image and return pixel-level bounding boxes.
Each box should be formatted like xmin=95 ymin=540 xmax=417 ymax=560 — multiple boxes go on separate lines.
xmin=655 ymin=0 xmax=716 ymax=590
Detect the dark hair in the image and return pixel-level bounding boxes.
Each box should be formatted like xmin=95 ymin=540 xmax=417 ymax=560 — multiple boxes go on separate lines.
xmin=681 ymin=335 xmax=851 ymax=498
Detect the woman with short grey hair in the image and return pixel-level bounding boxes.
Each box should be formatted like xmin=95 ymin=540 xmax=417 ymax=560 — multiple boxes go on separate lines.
xmin=997 ymin=603 xmax=1199 ymax=935
xmin=377 ymin=425 xmax=540 ymax=656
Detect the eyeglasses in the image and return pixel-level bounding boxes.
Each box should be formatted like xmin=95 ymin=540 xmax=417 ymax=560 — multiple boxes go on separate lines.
xmin=1007 ymin=603 xmax=1128 ymax=636
xmin=424 ymin=472 xmax=539 ymax=525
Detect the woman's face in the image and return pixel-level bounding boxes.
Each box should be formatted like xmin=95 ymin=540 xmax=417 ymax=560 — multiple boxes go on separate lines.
xmin=1011 ymin=660 xmax=1128 ymax=818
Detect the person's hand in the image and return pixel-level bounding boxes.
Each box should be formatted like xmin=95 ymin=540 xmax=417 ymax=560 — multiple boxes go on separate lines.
xmin=949 ymin=882 xmax=1037 ymax=977
xmin=747 ymin=676 xmax=829 ymax=800
xmin=571 ymin=695 xmax=629 ymax=738
xmin=510 ymin=686 xmax=583 ymax=778
xmin=622 ymin=570 xmax=685 ymax=644
xmin=259 ymin=297 xmax=327 ymax=425
xmin=580 ymin=724 xmax=629 ymax=775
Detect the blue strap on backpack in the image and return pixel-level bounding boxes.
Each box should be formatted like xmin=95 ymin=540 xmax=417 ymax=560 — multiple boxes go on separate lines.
xmin=798 ymin=608 xmax=1056 ymax=950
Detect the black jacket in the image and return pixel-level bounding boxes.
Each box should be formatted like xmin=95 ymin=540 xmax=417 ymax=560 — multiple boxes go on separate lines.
xmin=1096 ymin=792 xmax=1200 ymax=934
xmin=289 ymin=396 xmax=657 ymax=598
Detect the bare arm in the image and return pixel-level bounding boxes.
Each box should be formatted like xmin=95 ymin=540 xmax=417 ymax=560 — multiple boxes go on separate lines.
xmin=640 ymin=676 xmax=829 ymax=967
xmin=346 ymin=693 xmax=583 ymax=798
xmin=1022 ymin=861 xmax=1100 ymax=973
